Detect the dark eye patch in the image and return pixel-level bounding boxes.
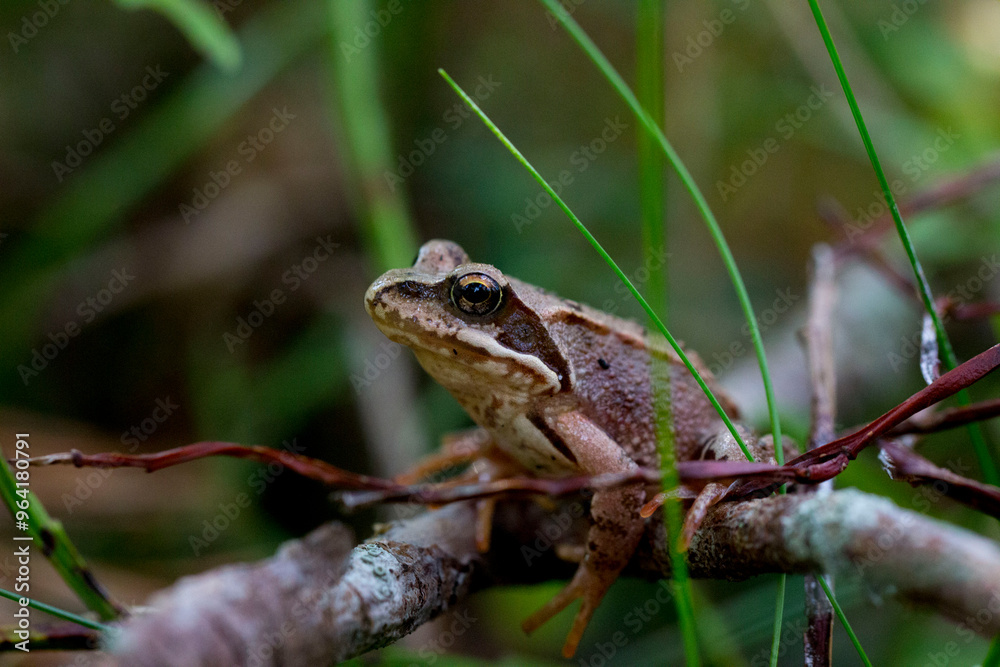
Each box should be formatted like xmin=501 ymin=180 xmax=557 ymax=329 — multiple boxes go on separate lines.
xmin=396 ymin=280 xmax=440 ymax=300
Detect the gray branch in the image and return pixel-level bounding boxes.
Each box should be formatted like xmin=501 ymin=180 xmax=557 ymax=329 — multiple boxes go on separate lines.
xmin=106 ymin=489 xmax=1000 ymax=665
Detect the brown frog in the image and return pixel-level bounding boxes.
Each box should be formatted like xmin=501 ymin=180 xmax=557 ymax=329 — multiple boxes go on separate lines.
xmin=365 ymin=240 xmax=772 ymax=657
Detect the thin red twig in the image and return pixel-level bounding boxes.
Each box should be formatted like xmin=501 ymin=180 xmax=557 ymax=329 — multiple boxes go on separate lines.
xmin=18 ymin=345 xmax=1000 ymax=518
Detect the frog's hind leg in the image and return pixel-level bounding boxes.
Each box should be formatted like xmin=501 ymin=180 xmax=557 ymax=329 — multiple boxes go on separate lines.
xmin=520 ymin=406 xmax=646 ymax=658
xmin=520 ymin=478 xmax=645 ymax=657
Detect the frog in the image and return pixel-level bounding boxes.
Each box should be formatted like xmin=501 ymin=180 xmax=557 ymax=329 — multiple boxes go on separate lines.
xmin=364 ymin=240 xmax=771 ymax=657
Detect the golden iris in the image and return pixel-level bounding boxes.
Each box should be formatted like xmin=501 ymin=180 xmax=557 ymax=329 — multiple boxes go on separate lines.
xmin=451 ymin=272 xmax=503 ymax=316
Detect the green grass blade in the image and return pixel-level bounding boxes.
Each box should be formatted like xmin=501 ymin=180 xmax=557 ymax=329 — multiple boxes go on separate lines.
xmin=805 ymin=0 xmax=999 ymax=486
xmin=0 ymin=0 xmax=326 ymax=378
xmin=768 ymin=574 xmax=787 ymax=667
xmin=817 ymin=574 xmax=873 ymax=667
xmin=0 ymin=588 xmax=113 ymax=633
xmin=0 ymin=447 xmax=119 ymax=620
xmin=636 ymin=0 xmax=666 ymax=318
xmin=437 ymin=69 xmax=753 ymax=467
xmin=441 ymin=66 xmax=714 ymax=663
xmin=635 ymin=4 xmax=701 ymax=664
xmin=327 ymin=0 xmax=418 ymax=272
xmin=537 ymin=0 xmax=781 ymax=467
xmin=114 ymin=0 xmax=242 ymax=72
xmin=440 ymin=67 xmax=708 ymax=663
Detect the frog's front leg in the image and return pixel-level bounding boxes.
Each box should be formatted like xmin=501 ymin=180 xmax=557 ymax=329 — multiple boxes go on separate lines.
xmin=520 ymin=404 xmax=646 ymax=658
xmin=393 ymin=428 xmax=492 ymax=485
xmin=394 ymin=428 xmax=520 ymax=551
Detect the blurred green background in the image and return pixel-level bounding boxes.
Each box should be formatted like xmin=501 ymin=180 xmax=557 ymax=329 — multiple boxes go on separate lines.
xmin=1 ymin=0 xmax=1000 ymax=664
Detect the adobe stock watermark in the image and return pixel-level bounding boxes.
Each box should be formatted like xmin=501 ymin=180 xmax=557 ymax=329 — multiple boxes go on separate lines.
xmin=8 ymin=0 xmax=70 ymax=54
xmin=411 ymin=609 xmax=478 ymax=664
xmin=708 ymin=286 xmax=800 ymax=377
xmin=240 ymin=565 xmax=343 ymax=667
xmin=717 ymin=84 xmax=834 ymax=202
xmin=520 ymin=497 xmax=588 ymax=567
xmin=543 ymin=0 xmax=585 ymax=30
xmin=576 ymin=579 xmax=677 ymax=667
xmin=672 ymin=0 xmax=753 ymax=73
xmin=511 ymin=115 xmax=628 ymax=234
xmin=222 ymin=235 xmax=338 ymax=352
xmin=842 ymin=127 xmax=960 ymax=243
xmin=859 ymin=531 xmax=1000 ymax=666
xmin=600 ymin=245 xmax=671 ymax=316
xmin=189 ymin=438 xmax=306 ymax=556
xmin=179 ymin=107 xmax=296 ymax=224
xmin=338 ymin=0 xmax=405 ymax=62
xmin=62 ymin=397 xmax=179 ymax=513
xmin=878 ymin=0 xmax=928 ymax=40
xmin=942 ymin=592 xmax=1000 ymax=666
xmin=383 ymin=74 xmax=501 ymax=192
xmin=886 ymin=254 xmax=999 ymax=373
xmin=350 ymin=341 xmax=402 ymax=393
xmin=748 ymin=616 xmax=809 ymax=667
xmin=901 ymin=127 xmax=960 ymax=181
xmin=17 ymin=268 xmax=135 ymax=386
xmin=51 ymin=65 xmax=169 ymax=183
xmin=211 ymin=0 xmax=245 ymax=18
xmin=839 ymin=178 xmax=908 ymax=243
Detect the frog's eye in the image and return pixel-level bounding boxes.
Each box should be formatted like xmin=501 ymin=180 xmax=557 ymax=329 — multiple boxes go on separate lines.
xmin=451 ymin=272 xmax=503 ymax=316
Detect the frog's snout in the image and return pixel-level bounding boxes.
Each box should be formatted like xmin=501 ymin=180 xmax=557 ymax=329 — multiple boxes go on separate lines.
xmin=364 ymin=269 xmax=441 ymax=320
xmin=364 ymin=274 xmax=391 ymax=316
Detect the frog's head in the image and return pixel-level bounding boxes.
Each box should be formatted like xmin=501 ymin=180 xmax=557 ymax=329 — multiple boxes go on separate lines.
xmin=365 ymin=240 xmax=571 ymax=398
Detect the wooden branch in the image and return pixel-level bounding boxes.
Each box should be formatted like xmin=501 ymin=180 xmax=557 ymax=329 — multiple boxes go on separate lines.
xmin=805 ymin=244 xmax=838 ymax=451
xmin=107 ymin=508 xmax=481 ymax=665
xmin=105 ymin=489 xmax=1000 ymax=665
xmin=802 ymin=243 xmax=838 ymax=666
xmin=678 ymin=490 xmax=1000 ymax=633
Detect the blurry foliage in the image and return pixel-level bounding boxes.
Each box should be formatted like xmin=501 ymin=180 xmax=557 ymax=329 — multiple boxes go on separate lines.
xmin=0 ymin=0 xmax=999 ymax=663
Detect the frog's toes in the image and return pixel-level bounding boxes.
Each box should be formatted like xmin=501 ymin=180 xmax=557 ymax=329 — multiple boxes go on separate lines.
xmin=474 ymin=498 xmax=496 ymax=552
xmin=522 ymin=563 xmax=615 ymax=658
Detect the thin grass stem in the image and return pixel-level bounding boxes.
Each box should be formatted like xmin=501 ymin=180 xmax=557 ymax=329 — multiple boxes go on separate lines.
xmin=328 ymin=0 xmax=419 ymax=271
xmin=636 ymin=4 xmax=702 ymax=662
xmin=805 ymin=0 xmax=999 ymax=486
xmin=0 ymin=452 xmax=119 ymax=620
xmin=437 ymin=70 xmax=752 ymax=466
xmin=113 ymin=0 xmax=242 ymax=72
xmin=0 ymin=588 xmax=113 ymax=633
xmin=817 ymin=574 xmax=873 ymax=667
xmin=768 ymin=575 xmax=787 ymax=667
xmin=439 ymin=66 xmax=708 ymax=665
xmin=537 ymin=0 xmax=782 ymax=467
